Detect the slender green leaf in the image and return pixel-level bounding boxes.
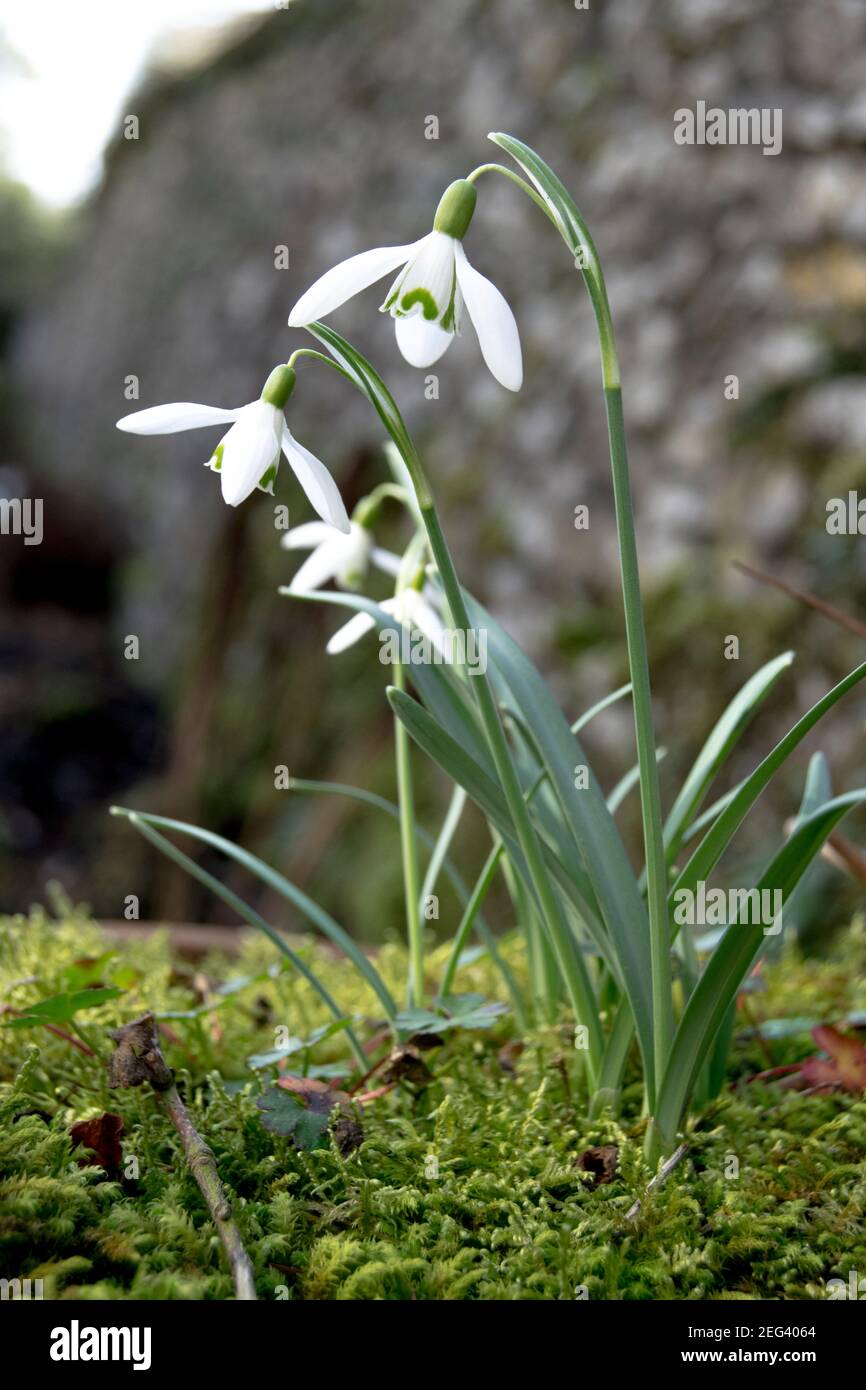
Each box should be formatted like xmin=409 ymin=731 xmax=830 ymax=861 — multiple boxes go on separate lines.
xmin=111 ymin=805 xmax=395 ymax=1029
xmin=388 ymin=684 xmax=604 ymax=1056
xmin=663 ymin=652 xmax=794 ymax=862
xmin=655 ymin=790 xmax=866 ymax=1147
xmin=463 ymin=592 xmax=655 ymax=1086
xmin=287 ymin=776 xmax=527 ymax=1023
xmin=670 ymin=661 xmax=866 ymax=910
xmin=419 ymin=785 xmax=466 ymax=917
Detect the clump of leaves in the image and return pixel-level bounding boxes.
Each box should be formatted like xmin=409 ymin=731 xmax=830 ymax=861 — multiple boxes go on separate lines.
xmin=256 ymin=1077 xmax=363 ymax=1155
xmin=5 ymin=987 xmax=124 ymax=1031
xmin=394 ymin=993 xmax=508 ymax=1036
xmin=246 ymin=1018 xmax=356 ymax=1077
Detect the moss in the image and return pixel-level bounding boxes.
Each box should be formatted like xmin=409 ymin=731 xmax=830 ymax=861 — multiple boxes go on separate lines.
xmin=1 ymin=906 xmax=865 ymax=1300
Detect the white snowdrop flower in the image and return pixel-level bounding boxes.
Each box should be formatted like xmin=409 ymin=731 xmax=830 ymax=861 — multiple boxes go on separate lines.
xmin=289 ymin=180 xmax=522 ymax=391
xmin=326 ymin=586 xmax=448 ymax=660
xmin=116 ymin=365 xmax=350 ymax=529
xmin=282 ymin=520 xmax=401 ymax=593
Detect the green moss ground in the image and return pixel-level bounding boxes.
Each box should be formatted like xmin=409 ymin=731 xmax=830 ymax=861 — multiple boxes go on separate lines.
xmin=1 ymin=903 xmax=865 ymax=1300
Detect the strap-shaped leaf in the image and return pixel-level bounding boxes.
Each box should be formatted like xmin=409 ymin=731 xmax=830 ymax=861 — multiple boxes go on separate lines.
xmin=111 ymin=806 xmax=397 ymax=1023
xmin=388 ymin=684 xmax=604 ymax=1057
xmin=288 ymin=777 xmax=527 ymax=1022
xmin=286 ymin=587 xmax=497 ymax=780
xmin=654 ymin=790 xmax=866 ymax=1147
xmin=463 ymin=592 xmax=655 ymax=1085
xmin=112 ymin=809 xmax=369 ymax=1068
xmin=670 ymin=660 xmax=866 ymax=909
xmin=663 ymin=651 xmax=794 ymax=862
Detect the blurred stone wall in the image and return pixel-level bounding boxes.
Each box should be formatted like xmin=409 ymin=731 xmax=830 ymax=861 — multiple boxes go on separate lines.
xmin=5 ymin=0 xmax=866 ymax=930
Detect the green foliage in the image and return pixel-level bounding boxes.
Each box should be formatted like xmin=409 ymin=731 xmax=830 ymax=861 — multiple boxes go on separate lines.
xmin=6 ymin=987 xmax=125 ymax=1029
xmin=1 ymin=908 xmax=866 ymax=1299
xmin=256 ymin=1084 xmax=335 ymax=1151
xmin=394 ymin=994 xmax=508 ymax=1035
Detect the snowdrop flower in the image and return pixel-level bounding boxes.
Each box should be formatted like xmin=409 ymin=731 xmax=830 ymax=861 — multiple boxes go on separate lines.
xmin=289 ymin=180 xmax=522 ymax=391
xmin=282 ymin=519 xmax=401 ymax=593
xmin=116 ymin=365 xmax=350 ymax=529
xmin=326 ymin=585 xmax=448 ymax=660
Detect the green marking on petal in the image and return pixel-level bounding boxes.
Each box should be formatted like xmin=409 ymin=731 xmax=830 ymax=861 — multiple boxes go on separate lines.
xmin=209 ymin=442 xmax=224 ymax=472
xmin=441 ymin=274 xmax=459 ymax=332
xmin=258 ymin=462 xmax=278 ymax=494
xmin=400 ymin=288 xmax=438 ymax=321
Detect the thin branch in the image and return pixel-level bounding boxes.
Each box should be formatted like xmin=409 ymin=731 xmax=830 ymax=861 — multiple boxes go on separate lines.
xmin=734 ymin=560 xmax=866 ymax=639
xmin=625 ymin=1142 xmax=689 ymax=1221
xmin=107 ymin=1014 xmax=256 ymax=1300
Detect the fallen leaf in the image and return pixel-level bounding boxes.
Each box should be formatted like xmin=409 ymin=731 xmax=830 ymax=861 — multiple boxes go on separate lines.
xmin=69 ymin=1113 xmax=125 ymax=1173
xmin=575 ymin=1145 xmax=619 ymax=1188
xmin=800 ymin=1025 xmax=866 ymax=1094
xmin=498 ymin=1040 xmax=525 ymax=1074
xmin=381 ymin=1043 xmax=432 ymax=1088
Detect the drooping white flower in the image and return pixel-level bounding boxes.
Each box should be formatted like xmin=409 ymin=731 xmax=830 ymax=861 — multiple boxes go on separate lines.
xmin=288 ymin=180 xmax=522 ymax=392
xmin=326 ymin=586 xmax=448 ymax=660
xmin=282 ymin=520 xmax=401 ymax=593
xmin=116 ymin=365 xmax=350 ymax=529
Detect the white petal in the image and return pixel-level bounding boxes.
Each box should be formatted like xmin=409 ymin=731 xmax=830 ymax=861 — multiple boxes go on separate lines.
xmin=405 ymin=591 xmax=449 ymax=661
xmin=281 ymin=521 xmax=333 ymax=551
xmin=281 ymin=427 xmax=350 ymax=533
xmin=220 ymin=401 xmax=282 ymax=507
xmin=116 ymin=402 xmax=240 ymax=434
xmin=289 ymin=242 xmax=421 ymax=325
xmin=454 ymin=243 xmax=523 ymax=391
xmin=325 ymin=610 xmax=377 ymax=655
xmin=394 ymin=313 xmax=454 ymax=368
xmin=385 ymin=231 xmax=457 ymax=326
xmin=288 ymin=543 xmax=342 ymax=594
xmin=371 ymin=547 xmax=402 ymax=577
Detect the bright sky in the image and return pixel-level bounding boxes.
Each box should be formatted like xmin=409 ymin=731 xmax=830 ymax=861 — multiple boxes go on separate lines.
xmin=0 ymin=1 xmax=268 ymax=206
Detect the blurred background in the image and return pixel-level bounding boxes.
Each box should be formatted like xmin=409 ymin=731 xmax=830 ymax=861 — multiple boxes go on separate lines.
xmin=1 ymin=0 xmax=864 ymax=947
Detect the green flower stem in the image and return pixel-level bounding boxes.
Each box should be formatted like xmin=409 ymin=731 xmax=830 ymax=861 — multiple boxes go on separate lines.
xmin=603 ymin=384 xmax=672 ymax=1094
xmin=392 ymin=530 xmax=431 ymax=1008
xmin=480 ymin=145 xmax=671 ymax=1116
xmin=466 ymin=163 xmax=561 ymax=228
xmin=419 ymin=499 xmax=602 ymax=1082
xmin=439 ymin=839 xmax=502 ymax=998
xmin=393 ymin=659 xmax=425 ymax=1009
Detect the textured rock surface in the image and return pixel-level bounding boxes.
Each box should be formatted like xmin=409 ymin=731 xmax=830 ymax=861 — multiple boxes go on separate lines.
xmin=6 ymin=0 xmax=866 ymax=922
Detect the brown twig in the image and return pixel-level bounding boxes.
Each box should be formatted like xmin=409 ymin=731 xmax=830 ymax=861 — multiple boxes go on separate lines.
xmin=733 ymin=560 xmax=866 ymax=639
xmin=107 ymin=1014 xmax=256 ymax=1300
xmin=625 ymin=1142 xmax=689 ymax=1221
